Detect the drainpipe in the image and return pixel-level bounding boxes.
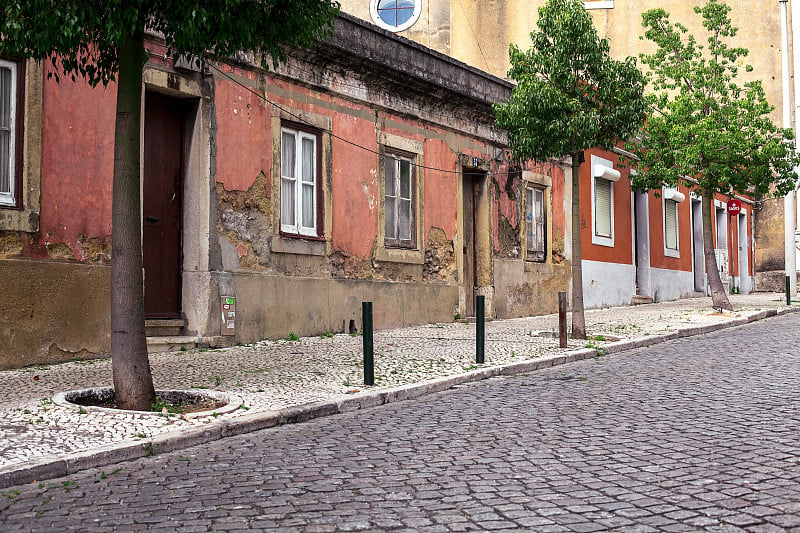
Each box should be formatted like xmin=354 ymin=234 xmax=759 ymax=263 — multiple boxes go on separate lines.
xmin=792 ymin=0 xmax=800 ymax=279
xmin=780 ymin=0 xmax=797 ymax=294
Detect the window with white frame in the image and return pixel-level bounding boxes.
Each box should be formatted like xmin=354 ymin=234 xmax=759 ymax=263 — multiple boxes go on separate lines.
xmin=526 ymin=186 xmax=546 ymax=262
xmin=583 ymin=0 xmax=614 ymax=9
xmin=370 ymin=0 xmax=422 ymax=33
xmin=280 ymin=126 xmax=319 ymax=237
xmin=664 ymin=199 xmax=679 ymax=251
xmin=662 ymin=187 xmax=685 ymax=258
xmin=384 ymin=152 xmax=415 ymax=248
xmin=594 ymin=177 xmax=613 ymax=238
xmin=0 ymin=59 xmax=19 ymax=208
xmin=591 ymin=155 xmax=619 ymax=247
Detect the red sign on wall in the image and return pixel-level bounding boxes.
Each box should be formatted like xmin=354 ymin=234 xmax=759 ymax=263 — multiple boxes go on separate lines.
xmin=727 ymin=198 xmax=742 ymax=216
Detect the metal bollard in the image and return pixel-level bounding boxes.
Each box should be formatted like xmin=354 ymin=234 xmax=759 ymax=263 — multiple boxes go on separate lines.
xmin=787 ymin=276 xmax=792 ymax=306
xmin=362 ymin=302 xmax=374 ymax=386
xmin=558 ymin=291 xmax=567 ymax=348
xmin=476 ymin=295 xmax=485 ymax=364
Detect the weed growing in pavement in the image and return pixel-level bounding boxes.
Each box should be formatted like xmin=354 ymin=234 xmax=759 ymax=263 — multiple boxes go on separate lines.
xmin=150 ymin=398 xmax=185 ymax=414
xmin=178 ymin=456 xmax=191 ymax=463
xmin=143 ymin=442 xmax=158 ymax=456
xmin=191 ymin=385 xmax=208 ymax=389
xmin=462 ymin=364 xmax=477 ymax=371
xmin=454 ymin=313 xmax=461 ymax=320
xmin=78 ymin=406 xmax=88 ymax=415
xmin=3 ymin=489 xmax=20 ymax=499
xmin=238 ymin=405 xmax=249 ymax=411
xmin=286 ymin=332 xmax=300 ymax=341
xmin=134 ymin=432 xmax=147 ymax=439
xmin=320 ymin=331 xmax=335 ymax=339
xmin=214 ymin=376 xmax=222 ymax=386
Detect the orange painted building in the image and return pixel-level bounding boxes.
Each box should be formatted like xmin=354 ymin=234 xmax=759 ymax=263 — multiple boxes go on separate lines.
xmin=578 ymin=147 xmax=755 ymax=309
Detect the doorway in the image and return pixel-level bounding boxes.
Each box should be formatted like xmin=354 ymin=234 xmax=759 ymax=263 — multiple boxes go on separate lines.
xmin=691 ymin=199 xmax=704 ymax=292
xmin=462 ymin=172 xmax=477 ymax=317
xmin=143 ymin=92 xmax=185 ymax=319
xmin=738 ymin=212 xmax=748 ymax=293
xmin=632 ymin=190 xmax=650 ymax=295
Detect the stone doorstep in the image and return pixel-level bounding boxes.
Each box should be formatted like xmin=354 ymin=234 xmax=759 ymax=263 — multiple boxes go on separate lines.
xmin=145 ymin=335 xmax=235 ymax=353
xmin=631 ymin=295 xmax=654 ymax=305
xmin=146 ymin=336 xmax=200 ymax=353
xmin=1 ymin=303 xmax=798 ymax=490
xmin=145 ymin=318 xmax=185 ymax=337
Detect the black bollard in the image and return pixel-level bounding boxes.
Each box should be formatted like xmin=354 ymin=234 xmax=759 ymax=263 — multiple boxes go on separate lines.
xmin=476 ymin=295 xmax=485 ymax=364
xmin=362 ymin=302 xmax=374 ymax=386
xmin=787 ymin=276 xmax=792 ymax=306
xmin=558 ymin=291 xmax=567 ymax=348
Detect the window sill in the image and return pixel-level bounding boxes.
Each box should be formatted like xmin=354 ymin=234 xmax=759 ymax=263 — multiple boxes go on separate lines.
xmin=376 ymin=246 xmax=424 ymax=265
xmin=524 ymin=261 xmax=553 ymax=275
xmin=271 ymin=235 xmax=326 ymax=256
xmin=664 ymin=248 xmax=680 ymax=259
xmin=592 ymin=234 xmax=614 ymax=248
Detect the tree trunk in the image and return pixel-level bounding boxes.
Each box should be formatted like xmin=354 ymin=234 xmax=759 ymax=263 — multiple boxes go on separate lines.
xmin=111 ymin=28 xmax=156 ymax=411
xmin=570 ymin=151 xmax=587 ymax=339
xmin=701 ymin=187 xmax=733 ymax=311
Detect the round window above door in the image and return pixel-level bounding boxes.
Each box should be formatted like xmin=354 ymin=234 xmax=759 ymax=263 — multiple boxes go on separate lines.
xmin=370 ymin=0 xmax=422 ymax=33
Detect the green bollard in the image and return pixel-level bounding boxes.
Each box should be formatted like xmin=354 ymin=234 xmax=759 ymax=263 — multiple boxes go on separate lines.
xmin=362 ymin=302 xmax=374 ymax=386
xmin=476 ymin=295 xmax=485 ymax=364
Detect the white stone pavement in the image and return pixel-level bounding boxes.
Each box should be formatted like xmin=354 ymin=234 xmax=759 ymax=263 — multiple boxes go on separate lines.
xmin=0 ymin=293 xmax=796 ymax=477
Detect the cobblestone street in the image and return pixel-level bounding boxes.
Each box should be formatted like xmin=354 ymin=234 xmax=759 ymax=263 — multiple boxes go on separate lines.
xmin=1 ymin=312 xmax=799 ymax=531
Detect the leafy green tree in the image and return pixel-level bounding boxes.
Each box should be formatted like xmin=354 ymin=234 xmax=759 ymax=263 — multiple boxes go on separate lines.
xmin=630 ymin=0 xmax=799 ymax=311
xmin=494 ymin=0 xmax=648 ymax=339
xmin=0 ymin=0 xmax=339 ymax=410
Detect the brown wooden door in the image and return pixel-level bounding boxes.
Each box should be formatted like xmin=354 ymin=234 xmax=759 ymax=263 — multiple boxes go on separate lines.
xmin=462 ymin=174 xmax=476 ymax=317
xmin=143 ymin=92 xmax=184 ymax=319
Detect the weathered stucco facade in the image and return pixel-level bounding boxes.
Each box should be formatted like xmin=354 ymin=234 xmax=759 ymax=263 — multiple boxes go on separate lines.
xmin=340 ymin=0 xmax=795 ymax=292
xmin=0 ymin=14 xmax=571 ymax=369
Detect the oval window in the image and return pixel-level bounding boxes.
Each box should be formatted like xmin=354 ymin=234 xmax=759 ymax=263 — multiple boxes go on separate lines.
xmin=370 ymin=0 xmax=422 ymax=33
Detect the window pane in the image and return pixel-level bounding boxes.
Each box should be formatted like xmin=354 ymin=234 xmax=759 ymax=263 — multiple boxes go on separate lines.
xmin=385 ymin=196 xmax=396 ymax=239
xmin=281 ymin=178 xmax=295 ymax=227
xmin=301 ymin=137 xmax=314 ymax=184
xmin=0 ymin=66 xmax=11 ymax=196
xmin=0 ymin=130 xmax=9 ymax=194
xmin=595 ymin=178 xmax=612 ymax=238
xmin=385 ymin=156 xmax=396 ymax=196
xmin=0 ymin=68 xmax=10 ymax=129
xmin=302 ymin=183 xmax=315 ymax=228
xmin=399 ymin=160 xmax=411 ymax=199
xmin=281 ymin=132 xmax=295 ymax=179
xmin=399 ymin=199 xmax=412 ymax=241
xmin=665 ymin=200 xmax=678 ymax=250
xmin=526 ymin=189 xmax=534 ymax=252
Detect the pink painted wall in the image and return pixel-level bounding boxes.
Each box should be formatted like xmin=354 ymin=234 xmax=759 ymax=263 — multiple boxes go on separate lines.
xmin=215 ymin=73 xmax=271 ymax=192
xmin=30 ymin=72 xmax=116 ymax=258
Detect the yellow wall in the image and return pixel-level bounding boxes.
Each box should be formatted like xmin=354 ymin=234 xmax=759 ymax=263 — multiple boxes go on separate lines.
xmin=340 ymin=1 xmax=790 ymax=125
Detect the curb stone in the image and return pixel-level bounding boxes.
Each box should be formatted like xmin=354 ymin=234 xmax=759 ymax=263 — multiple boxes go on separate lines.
xmin=1 ymin=305 xmax=799 ymax=490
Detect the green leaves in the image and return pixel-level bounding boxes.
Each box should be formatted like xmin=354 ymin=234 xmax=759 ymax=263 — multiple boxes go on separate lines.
xmin=629 ymin=0 xmax=799 ymax=200
xmin=494 ymin=0 xmax=648 ymax=164
xmin=0 ymin=0 xmax=340 ymax=86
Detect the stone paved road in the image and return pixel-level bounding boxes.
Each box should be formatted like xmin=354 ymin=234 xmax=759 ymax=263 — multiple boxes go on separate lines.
xmin=2 ymin=314 xmax=800 ymax=532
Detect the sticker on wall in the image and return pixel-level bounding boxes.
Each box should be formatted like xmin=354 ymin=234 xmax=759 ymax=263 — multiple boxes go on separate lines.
xmin=221 ymin=296 xmax=236 ymax=336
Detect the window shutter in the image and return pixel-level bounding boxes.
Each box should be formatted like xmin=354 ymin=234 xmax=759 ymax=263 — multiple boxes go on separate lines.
xmin=665 ymin=199 xmax=678 ymax=250
xmin=595 ymin=178 xmax=612 ymax=238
